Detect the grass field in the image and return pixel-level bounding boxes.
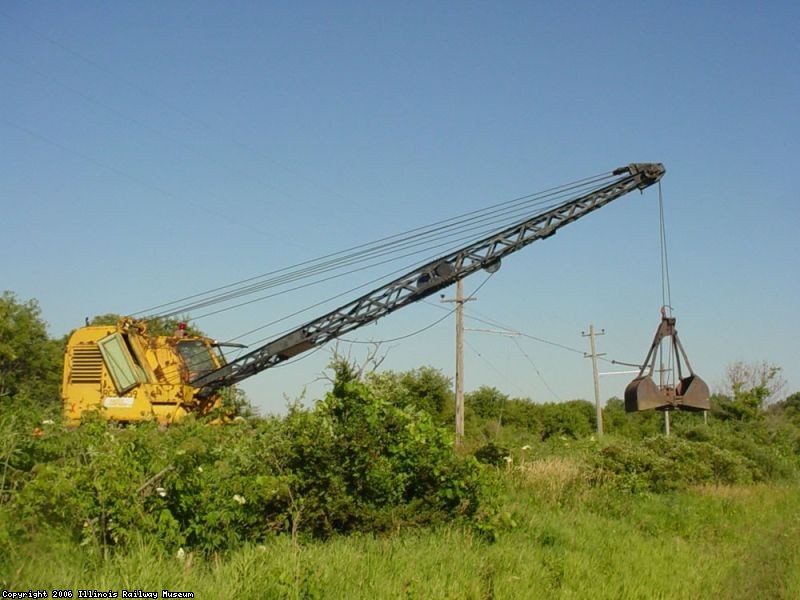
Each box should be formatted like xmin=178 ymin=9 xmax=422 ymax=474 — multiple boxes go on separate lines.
xmin=5 ymin=476 xmax=799 ymax=599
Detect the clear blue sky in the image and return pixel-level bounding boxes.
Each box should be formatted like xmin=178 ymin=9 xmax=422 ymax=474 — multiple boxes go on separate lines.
xmin=2 ymin=1 xmax=798 ymax=414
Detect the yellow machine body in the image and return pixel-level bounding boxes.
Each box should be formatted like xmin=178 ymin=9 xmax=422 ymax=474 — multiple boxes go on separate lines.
xmin=61 ymin=319 xmax=223 ymax=425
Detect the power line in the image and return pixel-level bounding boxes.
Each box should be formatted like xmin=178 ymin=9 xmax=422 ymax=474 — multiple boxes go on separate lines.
xmin=511 ymin=337 xmax=562 ymax=402
xmin=463 ymin=339 xmax=529 ymax=398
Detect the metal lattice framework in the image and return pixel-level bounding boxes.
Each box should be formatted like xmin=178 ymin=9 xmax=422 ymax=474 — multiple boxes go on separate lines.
xmin=193 ymin=163 xmax=665 ymax=396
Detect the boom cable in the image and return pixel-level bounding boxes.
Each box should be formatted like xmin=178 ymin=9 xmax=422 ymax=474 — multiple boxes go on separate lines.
xmin=133 ymin=173 xmax=616 ymax=319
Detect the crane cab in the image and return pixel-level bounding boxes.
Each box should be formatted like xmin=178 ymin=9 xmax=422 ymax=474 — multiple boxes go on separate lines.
xmin=61 ymin=318 xmax=224 ymax=425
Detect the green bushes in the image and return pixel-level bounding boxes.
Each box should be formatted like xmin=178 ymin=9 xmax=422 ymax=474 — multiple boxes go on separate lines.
xmin=591 ymin=436 xmax=756 ymax=493
xmin=4 ymin=372 xmax=498 ymax=555
xmin=464 ymin=388 xmax=596 ymax=441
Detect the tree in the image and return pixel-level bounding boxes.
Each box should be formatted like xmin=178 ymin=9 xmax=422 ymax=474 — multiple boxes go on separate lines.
xmin=88 ymin=313 xmax=204 ymax=337
xmin=0 ymin=291 xmax=62 ymax=404
xmin=603 ymin=396 xmax=663 ymax=438
xmin=539 ymin=400 xmax=595 ymax=439
xmin=365 ymin=366 xmax=453 ymax=422
xmin=767 ymin=390 xmax=800 ymax=424
xmin=465 ymin=386 xmax=508 ymax=421
xmin=712 ymin=361 xmax=785 ymax=421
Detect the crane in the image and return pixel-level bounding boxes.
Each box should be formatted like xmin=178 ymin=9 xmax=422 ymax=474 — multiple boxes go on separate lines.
xmin=62 ymin=163 xmax=665 ymax=424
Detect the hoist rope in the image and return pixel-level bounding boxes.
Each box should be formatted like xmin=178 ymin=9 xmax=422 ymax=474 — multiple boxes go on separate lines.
xmin=657 ymin=180 xmax=676 ymax=387
xmin=658 ymin=181 xmax=673 ymax=316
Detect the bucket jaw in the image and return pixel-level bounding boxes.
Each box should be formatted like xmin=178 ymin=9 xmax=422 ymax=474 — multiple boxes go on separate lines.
xmin=624 ymin=315 xmax=710 ymax=413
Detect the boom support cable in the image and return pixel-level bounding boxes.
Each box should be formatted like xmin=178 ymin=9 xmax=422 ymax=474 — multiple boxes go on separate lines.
xmin=133 ymin=173 xmax=616 ymax=319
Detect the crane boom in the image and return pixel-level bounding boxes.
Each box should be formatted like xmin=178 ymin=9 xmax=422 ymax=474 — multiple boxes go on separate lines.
xmin=192 ymin=163 xmax=665 ymax=396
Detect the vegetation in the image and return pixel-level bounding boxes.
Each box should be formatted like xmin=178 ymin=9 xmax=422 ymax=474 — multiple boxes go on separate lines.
xmin=2 ymin=289 xmax=800 ymax=597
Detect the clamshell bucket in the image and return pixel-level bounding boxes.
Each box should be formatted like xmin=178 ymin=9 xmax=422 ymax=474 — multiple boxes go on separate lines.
xmin=625 ymin=376 xmax=666 ymax=412
xmin=624 ymin=315 xmax=710 ymax=413
xmin=675 ymin=374 xmax=710 ymax=411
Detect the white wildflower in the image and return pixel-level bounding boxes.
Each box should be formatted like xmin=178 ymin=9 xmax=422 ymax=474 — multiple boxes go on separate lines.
xmin=176 ymin=547 xmax=186 ymax=562
xmin=503 ymin=456 xmax=513 ymax=464
xmin=42 ymin=419 xmax=55 ymax=425
xmin=521 ymin=445 xmax=531 ymax=451
xmin=197 ymin=466 xmax=204 ymax=473
xmin=156 ymin=487 xmax=167 ymax=497
xmin=233 ymin=494 xmax=246 ymax=505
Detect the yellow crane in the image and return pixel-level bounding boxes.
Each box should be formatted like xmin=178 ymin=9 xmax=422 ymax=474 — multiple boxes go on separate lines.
xmin=62 ymin=164 xmax=697 ymax=425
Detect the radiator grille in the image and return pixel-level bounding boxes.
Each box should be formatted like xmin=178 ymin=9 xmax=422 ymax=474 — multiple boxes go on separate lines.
xmin=70 ymin=345 xmax=103 ymax=383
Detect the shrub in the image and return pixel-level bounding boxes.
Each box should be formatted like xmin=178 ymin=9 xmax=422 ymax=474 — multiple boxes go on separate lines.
xmin=591 ymin=435 xmax=758 ymax=493
xmin=8 ymin=369 xmax=499 ymax=554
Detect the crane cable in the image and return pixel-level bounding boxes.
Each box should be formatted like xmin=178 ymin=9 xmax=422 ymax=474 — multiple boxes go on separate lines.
xmin=659 ymin=181 xmax=673 ymax=316
xmin=657 ymin=181 xmax=676 ymax=387
xmin=145 ymin=179 xmax=612 ymax=319
xmin=148 ymin=172 xmax=628 ymax=377
xmin=132 ymin=172 xmax=616 ymax=319
xmin=339 ymin=272 xmax=496 ymax=345
xmin=141 ymin=174 xmax=619 ymax=381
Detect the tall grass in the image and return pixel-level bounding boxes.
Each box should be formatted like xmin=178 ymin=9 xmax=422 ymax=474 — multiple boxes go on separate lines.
xmin=5 ymin=482 xmax=799 ymax=599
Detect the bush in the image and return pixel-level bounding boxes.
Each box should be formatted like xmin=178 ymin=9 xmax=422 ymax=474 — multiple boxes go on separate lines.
xmin=473 ymin=442 xmax=510 ymax=467
xmin=6 ymin=369 xmax=499 ymax=554
xmin=591 ymin=435 xmax=758 ymax=493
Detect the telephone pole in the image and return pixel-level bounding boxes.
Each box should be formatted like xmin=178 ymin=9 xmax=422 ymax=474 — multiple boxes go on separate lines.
xmin=582 ymin=324 xmax=605 ymax=437
xmin=441 ymin=279 xmax=475 ymax=447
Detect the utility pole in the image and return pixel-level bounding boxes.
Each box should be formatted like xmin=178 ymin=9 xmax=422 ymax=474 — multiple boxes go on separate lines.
xmin=660 ymin=357 xmax=671 ymax=436
xmin=582 ymin=324 xmax=605 ymax=437
xmin=441 ymin=279 xmax=475 ymax=447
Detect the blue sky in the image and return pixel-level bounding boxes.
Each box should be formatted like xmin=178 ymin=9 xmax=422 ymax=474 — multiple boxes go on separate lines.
xmin=2 ymin=1 xmax=798 ymax=414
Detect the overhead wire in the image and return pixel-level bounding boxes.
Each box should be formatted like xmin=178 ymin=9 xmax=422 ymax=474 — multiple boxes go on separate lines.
xmin=464 ymin=339 xmax=529 ymax=398
xmin=152 ymin=186 xmax=579 ymax=376
xmin=154 ymin=177 xmax=568 ymax=376
xmin=455 ymin=306 xmax=642 ymax=368
xmin=511 ymin=337 xmax=562 ymax=402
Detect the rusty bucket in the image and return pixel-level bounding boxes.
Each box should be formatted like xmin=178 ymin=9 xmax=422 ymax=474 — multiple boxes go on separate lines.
xmin=624 ymin=315 xmax=710 ymax=413
xmin=625 ymin=376 xmax=668 ymax=412
xmin=674 ymin=374 xmax=710 ymax=411
xmin=625 ymin=374 xmax=710 ymax=412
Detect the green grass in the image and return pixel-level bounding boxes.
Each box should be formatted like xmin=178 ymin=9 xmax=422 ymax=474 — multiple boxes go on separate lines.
xmin=4 ymin=482 xmax=800 ymax=599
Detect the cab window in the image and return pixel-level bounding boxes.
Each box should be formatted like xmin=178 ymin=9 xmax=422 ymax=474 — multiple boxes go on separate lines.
xmin=177 ymin=340 xmax=216 ymax=380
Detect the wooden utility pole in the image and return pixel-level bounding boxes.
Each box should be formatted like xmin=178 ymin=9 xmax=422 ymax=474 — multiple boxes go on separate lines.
xmin=582 ymin=324 xmax=605 ymax=437
xmin=441 ymin=279 xmax=475 ymax=447
xmin=660 ymin=358 xmax=671 ymax=436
